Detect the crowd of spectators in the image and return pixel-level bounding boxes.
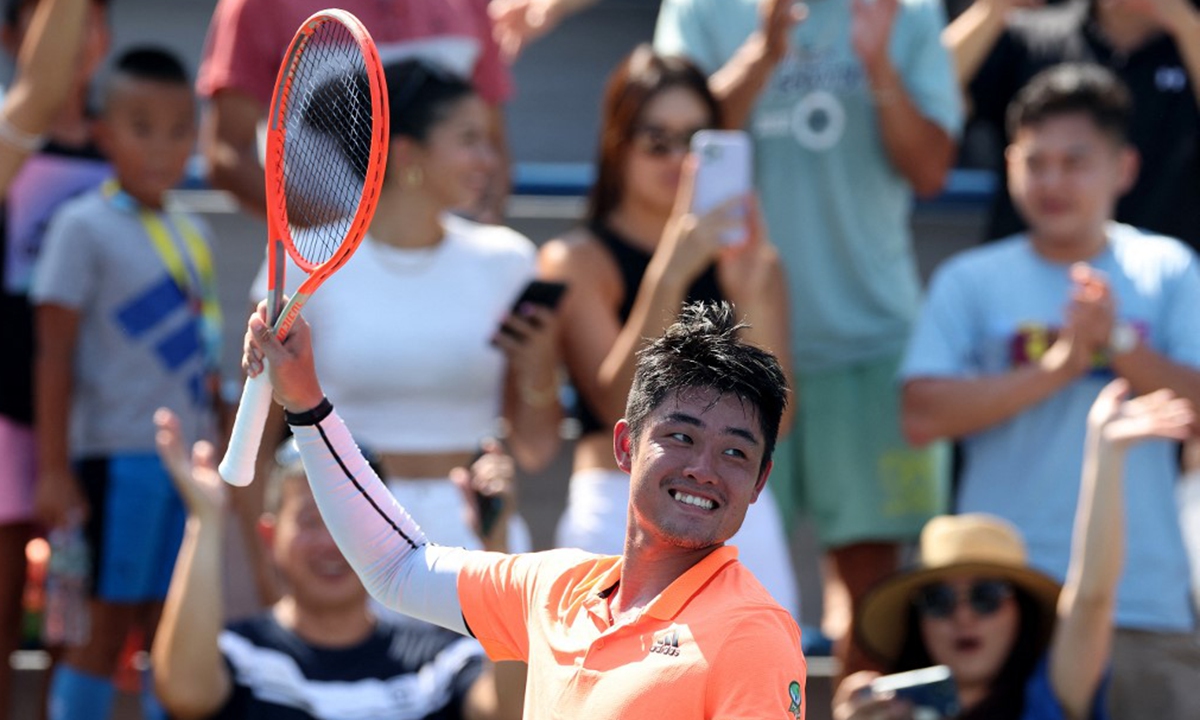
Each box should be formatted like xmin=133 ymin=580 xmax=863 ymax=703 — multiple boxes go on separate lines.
xmin=0 ymin=0 xmax=1196 ymax=718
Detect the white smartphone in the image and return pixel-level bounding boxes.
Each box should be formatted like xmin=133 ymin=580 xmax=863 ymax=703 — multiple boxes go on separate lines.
xmin=689 ymin=129 xmax=752 ymax=246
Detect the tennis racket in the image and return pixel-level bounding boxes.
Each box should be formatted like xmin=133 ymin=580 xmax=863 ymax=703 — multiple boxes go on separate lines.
xmin=219 ymin=9 xmax=389 ymax=486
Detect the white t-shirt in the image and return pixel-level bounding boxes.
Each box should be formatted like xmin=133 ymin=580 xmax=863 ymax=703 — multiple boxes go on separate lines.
xmin=252 ymin=215 xmax=536 ymax=453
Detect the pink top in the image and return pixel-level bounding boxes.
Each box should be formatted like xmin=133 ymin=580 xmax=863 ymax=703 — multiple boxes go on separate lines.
xmin=197 ymin=0 xmax=511 ymax=106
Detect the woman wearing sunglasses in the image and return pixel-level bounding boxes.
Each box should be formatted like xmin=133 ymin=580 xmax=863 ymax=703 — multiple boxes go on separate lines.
xmin=537 ymin=45 xmax=798 ymax=615
xmin=833 ymin=380 xmax=1195 ymax=720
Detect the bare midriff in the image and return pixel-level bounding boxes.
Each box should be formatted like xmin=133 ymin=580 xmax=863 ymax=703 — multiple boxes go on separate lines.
xmin=375 ymin=450 xmax=479 ymax=480
xmin=573 ymin=432 xmax=622 ymax=474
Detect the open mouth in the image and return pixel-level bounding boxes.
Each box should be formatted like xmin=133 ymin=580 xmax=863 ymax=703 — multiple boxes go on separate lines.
xmin=669 ymin=489 xmax=717 ymax=511
xmin=954 ymin=637 xmax=982 ymax=653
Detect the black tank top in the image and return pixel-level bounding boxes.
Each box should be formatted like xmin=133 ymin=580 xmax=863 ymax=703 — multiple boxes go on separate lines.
xmin=574 ymin=221 xmax=725 ymax=436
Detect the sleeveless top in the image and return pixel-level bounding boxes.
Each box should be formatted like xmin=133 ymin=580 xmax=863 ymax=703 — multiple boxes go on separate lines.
xmin=574 ymin=221 xmax=725 ymax=436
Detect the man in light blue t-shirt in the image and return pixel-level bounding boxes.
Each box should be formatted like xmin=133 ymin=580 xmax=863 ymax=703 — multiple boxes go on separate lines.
xmin=655 ymin=0 xmax=962 ymax=677
xmin=901 ymin=64 xmax=1200 ymax=719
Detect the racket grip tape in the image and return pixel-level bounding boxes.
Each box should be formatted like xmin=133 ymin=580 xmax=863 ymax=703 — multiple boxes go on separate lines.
xmin=218 ymin=370 xmax=275 ymax=486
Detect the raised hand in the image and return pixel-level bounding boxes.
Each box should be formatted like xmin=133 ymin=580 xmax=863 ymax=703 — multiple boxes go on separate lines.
xmin=451 ymin=440 xmax=516 ymax=550
xmin=1088 ymin=379 xmax=1195 ymax=449
xmin=489 ymin=0 xmax=570 ymax=61
xmin=242 ymin=299 xmax=325 ymax=414
xmin=655 ymin=157 xmax=743 ymax=288
xmin=716 ymin=195 xmax=782 ymax=308
xmin=154 ymin=407 xmax=226 ymax=520
xmin=851 ymin=0 xmax=900 ymax=73
xmin=758 ymin=0 xmax=808 ymax=63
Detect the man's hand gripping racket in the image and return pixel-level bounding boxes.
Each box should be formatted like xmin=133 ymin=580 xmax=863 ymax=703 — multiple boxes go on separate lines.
xmin=219 ymin=9 xmax=389 ymax=486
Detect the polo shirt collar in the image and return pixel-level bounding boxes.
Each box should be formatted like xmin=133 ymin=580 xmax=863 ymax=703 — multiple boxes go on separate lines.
xmin=644 ymin=545 xmax=740 ymax=621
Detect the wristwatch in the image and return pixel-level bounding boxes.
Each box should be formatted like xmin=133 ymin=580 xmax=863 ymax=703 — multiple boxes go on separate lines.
xmin=1108 ymin=321 xmax=1139 ymax=356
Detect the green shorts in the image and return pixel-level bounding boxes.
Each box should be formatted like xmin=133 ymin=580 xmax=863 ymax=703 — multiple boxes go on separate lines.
xmin=770 ymin=353 xmax=949 ymax=548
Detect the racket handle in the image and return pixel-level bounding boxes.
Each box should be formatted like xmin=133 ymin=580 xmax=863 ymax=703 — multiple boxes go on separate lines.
xmin=218 ymin=370 xmax=274 ymax=487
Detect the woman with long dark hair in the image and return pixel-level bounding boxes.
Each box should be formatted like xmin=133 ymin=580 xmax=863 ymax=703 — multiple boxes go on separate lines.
xmin=539 ymin=44 xmax=798 ymax=614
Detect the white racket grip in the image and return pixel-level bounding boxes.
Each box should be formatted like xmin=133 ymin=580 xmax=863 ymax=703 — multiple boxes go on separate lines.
xmin=219 ymin=369 xmax=274 ymax=487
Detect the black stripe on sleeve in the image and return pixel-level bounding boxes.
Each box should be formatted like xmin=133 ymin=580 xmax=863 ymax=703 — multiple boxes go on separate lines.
xmin=314 ymin=419 xmax=423 ymax=552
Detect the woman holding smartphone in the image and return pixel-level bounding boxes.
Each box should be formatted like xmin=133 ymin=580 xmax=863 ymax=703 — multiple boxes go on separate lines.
xmin=833 ymin=382 xmax=1193 ymax=720
xmin=255 ymin=58 xmax=560 ymax=553
xmin=538 ymin=45 xmax=798 ymax=615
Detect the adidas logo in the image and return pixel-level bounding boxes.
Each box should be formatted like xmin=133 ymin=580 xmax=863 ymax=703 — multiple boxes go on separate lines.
xmin=650 ymin=629 xmax=680 ymax=657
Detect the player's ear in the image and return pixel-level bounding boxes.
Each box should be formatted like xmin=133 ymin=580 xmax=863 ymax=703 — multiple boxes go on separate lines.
xmin=613 ymin=419 xmax=634 ymax=473
xmin=751 ymin=460 xmax=772 ymax=502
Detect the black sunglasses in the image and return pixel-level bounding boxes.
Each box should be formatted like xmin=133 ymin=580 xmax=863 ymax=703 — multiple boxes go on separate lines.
xmin=631 ymin=124 xmax=705 ymax=158
xmin=914 ymin=579 xmax=1014 ymax=619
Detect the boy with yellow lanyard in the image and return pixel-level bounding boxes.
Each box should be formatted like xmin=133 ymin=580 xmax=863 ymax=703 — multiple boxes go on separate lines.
xmin=31 ymin=46 xmax=218 ymax=720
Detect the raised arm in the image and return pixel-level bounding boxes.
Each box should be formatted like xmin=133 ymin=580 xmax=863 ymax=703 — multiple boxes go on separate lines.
xmin=0 ymin=0 xmax=90 ymax=193
xmin=242 ymin=305 xmax=471 ymax=633
xmin=851 ymin=0 xmax=956 ymax=197
xmin=1048 ymin=380 xmax=1195 ymax=718
xmin=707 ymin=0 xmax=801 ymax=130
xmin=941 ymin=0 xmax=1020 ymax=88
xmin=488 ymin=0 xmax=600 ymax=60
xmin=150 ymin=410 xmax=232 ymax=720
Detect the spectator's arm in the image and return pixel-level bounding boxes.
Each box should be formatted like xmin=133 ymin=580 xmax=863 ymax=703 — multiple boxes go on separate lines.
xmin=0 ymin=0 xmax=89 ymax=193
xmin=709 ymin=0 xmax=799 ymax=130
xmin=200 ymin=90 xmax=267 ymax=215
xmin=1110 ymin=345 xmax=1200 ymax=410
xmin=150 ymin=411 xmax=232 ymax=720
xmin=902 ymin=361 xmax=1081 ymax=445
xmin=489 ymin=0 xmax=600 ymax=60
xmin=941 ymin=0 xmax=1011 ymax=88
xmin=32 ymin=305 xmax=86 ymax=530
xmin=479 ymin=104 xmax=511 ymax=224
xmin=853 ymin=0 xmax=956 ymax=198
xmin=1050 ymin=381 xmax=1195 ymax=718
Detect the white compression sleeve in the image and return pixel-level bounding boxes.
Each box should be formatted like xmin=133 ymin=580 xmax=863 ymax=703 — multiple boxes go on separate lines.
xmin=290 ymin=408 xmax=471 ymax=635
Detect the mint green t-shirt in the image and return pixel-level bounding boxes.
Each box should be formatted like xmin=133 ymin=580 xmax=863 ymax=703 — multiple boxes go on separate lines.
xmin=655 ymin=0 xmax=963 ymax=371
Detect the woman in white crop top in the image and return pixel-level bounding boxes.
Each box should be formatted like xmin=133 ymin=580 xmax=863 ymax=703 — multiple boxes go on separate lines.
xmin=255 ymin=59 xmax=561 ymax=554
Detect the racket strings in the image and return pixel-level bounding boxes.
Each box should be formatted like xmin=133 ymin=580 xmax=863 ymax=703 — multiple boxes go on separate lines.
xmin=276 ymin=20 xmax=376 ymax=266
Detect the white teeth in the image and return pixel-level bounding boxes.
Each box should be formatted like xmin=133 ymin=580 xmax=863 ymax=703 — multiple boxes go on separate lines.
xmin=673 ymin=491 xmax=714 ymax=510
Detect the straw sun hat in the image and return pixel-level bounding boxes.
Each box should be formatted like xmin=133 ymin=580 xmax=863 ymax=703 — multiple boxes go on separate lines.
xmin=856 ymin=514 xmax=1063 ymax=666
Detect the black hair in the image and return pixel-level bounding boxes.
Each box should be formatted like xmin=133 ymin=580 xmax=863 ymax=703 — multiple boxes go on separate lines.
xmin=1006 ymin=62 xmax=1131 ymax=144
xmin=385 ymin=58 xmax=476 ymax=143
xmin=625 ymin=301 xmax=788 ymax=471
xmin=4 ymin=0 xmax=107 ymax=28
xmin=893 ymin=587 xmax=1047 ymax=720
xmin=110 ymin=46 xmax=189 ymax=85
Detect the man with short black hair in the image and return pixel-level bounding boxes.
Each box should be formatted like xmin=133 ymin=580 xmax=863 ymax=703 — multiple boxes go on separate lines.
xmin=902 ymin=63 xmax=1200 ymax=719
xmin=241 ymin=300 xmax=808 ymax=719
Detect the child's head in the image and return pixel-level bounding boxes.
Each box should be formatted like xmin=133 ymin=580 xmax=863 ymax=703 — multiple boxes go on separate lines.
xmin=96 ymin=46 xmax=196 ymax=208
xmin=1004 ymin=63 xmax=1138 ymax=250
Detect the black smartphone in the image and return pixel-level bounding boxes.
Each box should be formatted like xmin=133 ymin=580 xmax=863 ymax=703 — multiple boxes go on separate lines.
xmin=475 ymin=490 xmax=505 ymax=538
xmin=509 ymin=279 xmax=567 ymax=314
xmin=498 ymin=280 xmax=567 ymax=340
xmin=870 ymin=665 xmax=959 ymax=718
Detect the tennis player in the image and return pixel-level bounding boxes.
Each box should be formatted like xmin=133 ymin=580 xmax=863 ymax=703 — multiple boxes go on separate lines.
xmin=242 ymin=300 xmax=807 ymax=719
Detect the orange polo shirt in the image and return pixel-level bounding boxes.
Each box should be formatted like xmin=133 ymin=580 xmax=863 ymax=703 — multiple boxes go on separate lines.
xmin=458 ymin=545 xmax=807 ymax=719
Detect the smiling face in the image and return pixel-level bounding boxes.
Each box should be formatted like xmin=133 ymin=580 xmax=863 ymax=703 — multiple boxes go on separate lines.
xmin=917 ymin=575 xmax=1020 ymax=693
xmin=615 ymin=386 xmax=771 ymax=553
xmin=268 ymin=476 xmax=367 ymax=613
xmin=402 ymin=93 xmax=496 ymax=211
xmin=1006 ymin=112 xmax=1136 ymax=255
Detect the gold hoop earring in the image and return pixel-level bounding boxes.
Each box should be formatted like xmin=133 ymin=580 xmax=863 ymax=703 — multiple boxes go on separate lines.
xmin=404 ymin=165 xmax=424 ymax=189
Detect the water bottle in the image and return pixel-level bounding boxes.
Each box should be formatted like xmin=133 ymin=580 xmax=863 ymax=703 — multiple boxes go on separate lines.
xmin=43 ymin=523 xmax=91 ymax=647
